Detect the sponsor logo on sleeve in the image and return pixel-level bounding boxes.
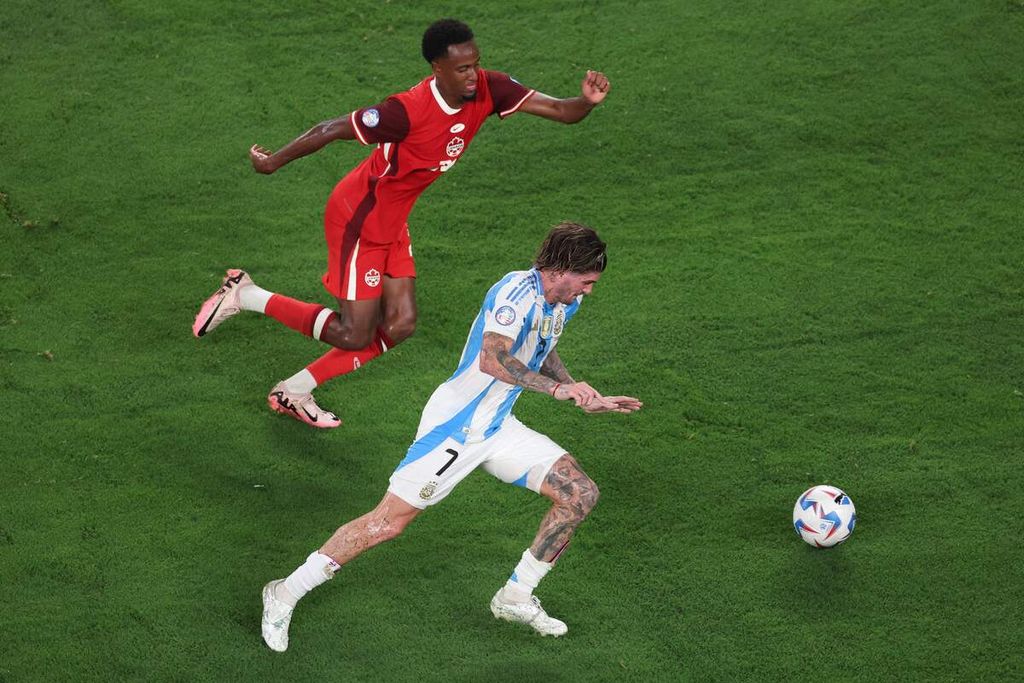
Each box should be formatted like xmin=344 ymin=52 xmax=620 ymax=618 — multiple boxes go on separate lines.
xmin=494 ymin=305 xmax=517 ymax=326
xmin=361 ymin=108 xmax=380 ymax=128
xmin=364 ymin=269 xmax=381 ymax=287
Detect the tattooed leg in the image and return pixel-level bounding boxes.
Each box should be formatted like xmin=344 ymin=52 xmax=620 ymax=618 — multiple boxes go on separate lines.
xmin=531 ymin=454 xmax=600 ymax=563
xmin=320 ymin=492 xmax=421 ymax=565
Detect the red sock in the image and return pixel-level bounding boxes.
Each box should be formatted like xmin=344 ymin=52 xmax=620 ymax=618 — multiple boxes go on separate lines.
xmin=264 ymin=294 xmax=328 ymax=338
xmin=306 ymin=328 xmax=391 ymax=384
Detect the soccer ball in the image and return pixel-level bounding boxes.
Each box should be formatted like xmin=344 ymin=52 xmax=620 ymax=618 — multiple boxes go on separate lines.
xmin=792 ymin=485 xmax=856 ymax=547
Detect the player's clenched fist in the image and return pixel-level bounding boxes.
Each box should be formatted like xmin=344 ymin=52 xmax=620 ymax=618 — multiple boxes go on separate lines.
xmin=581 ymin=70 xmax=610 ymax=105
xmin=250 ymin=144 xmax=277 ymax=174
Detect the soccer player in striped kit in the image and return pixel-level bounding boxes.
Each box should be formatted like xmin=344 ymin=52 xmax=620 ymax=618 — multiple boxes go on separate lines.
xmin=260 ymin=223 xmax=642 ymax=651
xmin=192 ymin=19 xmax=611 ymax=428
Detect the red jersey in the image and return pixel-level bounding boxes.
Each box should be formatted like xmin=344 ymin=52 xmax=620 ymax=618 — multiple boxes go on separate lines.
xmin=327 ymin=70 xmax=535 ymax=243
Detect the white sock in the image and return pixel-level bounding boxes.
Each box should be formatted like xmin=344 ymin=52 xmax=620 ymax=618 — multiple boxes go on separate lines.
xmin=283 ymin=369 xmax=318 ymax=394
xmin=282 ymin=551 xmax=340 ymax=604
xmin=239 ymin=284 xmax=273 ymax=313
xmin=503 ymin=549 xmax=552 ymax=602
xmin=311 ymin=308 xmax=334 ymax=341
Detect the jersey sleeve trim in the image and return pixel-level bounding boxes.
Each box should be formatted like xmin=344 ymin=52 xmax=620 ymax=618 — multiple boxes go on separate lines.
xmin=349 ymin=110 xmax=370 ymax=145
xmin=498 ymin=89 xmax=536 ymax=118
xmin=484 ymin=70 xmax=536 ymax=119
xmin=485 ymin=327 xmax=518 ymax=341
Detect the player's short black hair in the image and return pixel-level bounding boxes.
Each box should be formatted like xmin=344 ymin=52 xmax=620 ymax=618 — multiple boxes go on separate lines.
xmin=535 ymin=223 xmax=608 ymax=274
xmin=422 ymin=19 xmax=474 ymax=63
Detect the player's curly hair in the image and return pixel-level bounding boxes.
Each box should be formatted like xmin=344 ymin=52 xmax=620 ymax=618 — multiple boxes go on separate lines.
xmin=534 ymin=223 xmax=608 ymax=274
xmin=422 ymin=19 xmax=474 ymax=63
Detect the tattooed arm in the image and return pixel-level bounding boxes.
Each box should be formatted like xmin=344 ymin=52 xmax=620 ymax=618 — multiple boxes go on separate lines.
xmin=539 ymin=348 xmax=574 ymax=384
xmin=539 ymin=348 xmax=643 ymax=414
xmin=481 ymin=332 xmax=560 ymax=395
xmin=480 ymin=333 xmax=643 ymax=412
xmin=480 ymin=332 xmax=597 ymax=405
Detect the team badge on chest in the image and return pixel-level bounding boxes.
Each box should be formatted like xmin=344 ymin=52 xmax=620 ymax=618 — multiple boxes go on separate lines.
xmin=446 ymin=137 xmax=465 ymax=157
xmin=540 ymin=316 xmax=553 ymax=338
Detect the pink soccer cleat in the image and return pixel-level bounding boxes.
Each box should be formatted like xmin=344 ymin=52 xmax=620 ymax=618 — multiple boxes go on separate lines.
xmin=192 ymin=269 xmax=252 ymax=338
xmin=267 ymin=382 xmax=342 ymax=429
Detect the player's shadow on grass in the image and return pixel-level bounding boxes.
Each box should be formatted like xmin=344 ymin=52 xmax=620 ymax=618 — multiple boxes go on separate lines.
xmin=777 ymin=545 xmax=855 ymax=618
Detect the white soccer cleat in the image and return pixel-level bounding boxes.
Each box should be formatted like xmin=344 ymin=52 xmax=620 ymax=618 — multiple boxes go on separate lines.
xmin=490 ymin=588 xmax=568 ymax=637
xmin=261 ymin=580 xmax=294 ymax=652
xmin=267 ymin=382 xmax=342 ymax=429
xmin=192 ymin=269 xmax=252 ymax=338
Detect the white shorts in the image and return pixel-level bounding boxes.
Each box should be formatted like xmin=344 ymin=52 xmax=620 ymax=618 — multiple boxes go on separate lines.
xmin=388 ymin=416 xmax=566 ymax=509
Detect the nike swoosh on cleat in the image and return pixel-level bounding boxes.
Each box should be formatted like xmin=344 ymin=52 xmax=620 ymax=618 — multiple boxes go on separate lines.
xmin=302 ymin=407 xmax=318 ymax=422
xmin=196 ymin=298 xmax=224 ymax=337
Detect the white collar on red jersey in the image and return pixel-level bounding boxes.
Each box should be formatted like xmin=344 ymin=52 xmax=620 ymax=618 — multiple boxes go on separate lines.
xmin=429 ymin=77 xmax=462 ymax=115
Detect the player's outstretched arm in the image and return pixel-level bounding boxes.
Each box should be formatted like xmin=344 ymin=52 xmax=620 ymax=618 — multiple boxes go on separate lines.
xmin=481 ymin=332 xmax=606 ymax=408
xmin=250 ymin=115 xmax=357 ymax=174
xmin=539 ymin=349 xmax=574 ymax=384
xmin=519 ymin=70 xmax=610 ymax=124
xmin=541 ymin=349 xmax=641 ymax=412
xmin=580 ymin=395 xmax=643 ymax=414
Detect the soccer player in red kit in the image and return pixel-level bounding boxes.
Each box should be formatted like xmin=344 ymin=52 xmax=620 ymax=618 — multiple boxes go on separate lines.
xmin=192 ymin=19 xmax=611 ymax=428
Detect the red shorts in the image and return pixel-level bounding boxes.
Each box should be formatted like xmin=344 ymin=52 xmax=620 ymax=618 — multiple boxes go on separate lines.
xmin=321 ymin=197 xmax=416 ymax=301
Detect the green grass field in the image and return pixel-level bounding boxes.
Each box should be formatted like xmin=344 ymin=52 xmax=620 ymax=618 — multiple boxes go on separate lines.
xmin=2 ymin=1 xmax=1022 ymax=680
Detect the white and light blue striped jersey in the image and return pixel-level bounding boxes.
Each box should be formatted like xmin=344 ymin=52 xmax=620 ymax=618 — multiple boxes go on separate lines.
xmin=403 ymin=268 xmax=581 ymax=455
